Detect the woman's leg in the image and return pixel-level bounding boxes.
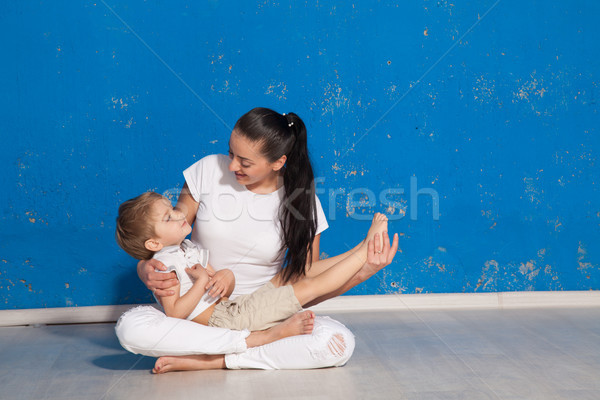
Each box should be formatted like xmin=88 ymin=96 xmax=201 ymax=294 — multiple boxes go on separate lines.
xmin=152 ymin=315 xmax=354 ymax=373
xmin=151 ymin=310 xmax=316 ymax=373
xmin=115 ymin=305 xmax=250 ymax=357
xmin=224 ymin=316 xmax=355 ymax=370
xmin=116 ymin=305 xmax=314 ymax=355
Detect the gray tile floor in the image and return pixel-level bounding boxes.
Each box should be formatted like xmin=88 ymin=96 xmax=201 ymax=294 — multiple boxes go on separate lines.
xmin=1 ymin=307 xmax=599 ymax=400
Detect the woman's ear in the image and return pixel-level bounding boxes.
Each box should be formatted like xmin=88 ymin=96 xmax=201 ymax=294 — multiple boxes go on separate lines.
xmin=145 ymin=239 xmax=163 ymax=252
xmin=271 ymin=154 xmax=287 ymax=171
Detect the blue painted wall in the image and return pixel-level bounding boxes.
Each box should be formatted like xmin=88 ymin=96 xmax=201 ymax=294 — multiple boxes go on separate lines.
xmin=1 ymin=1 xmax=598 ymax=309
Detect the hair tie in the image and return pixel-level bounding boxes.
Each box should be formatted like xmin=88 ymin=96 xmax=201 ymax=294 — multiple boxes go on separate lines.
xmin=282 ymin=113 xmax=294 ymax=127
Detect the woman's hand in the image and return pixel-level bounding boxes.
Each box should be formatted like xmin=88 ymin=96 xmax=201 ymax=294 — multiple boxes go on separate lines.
xmin=361 ymin=231 xmax=399 ymax=280
xmin=205 ymin=269 xmax=235 ymax=298
xmin=137 ymin=259 xmax=178 ymax=297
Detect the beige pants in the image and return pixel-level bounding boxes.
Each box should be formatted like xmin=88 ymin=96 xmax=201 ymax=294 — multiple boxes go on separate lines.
xmin=208 ymin=282 xmax=302 ymax=331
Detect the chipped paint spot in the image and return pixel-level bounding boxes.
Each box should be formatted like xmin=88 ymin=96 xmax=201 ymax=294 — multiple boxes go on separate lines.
xmin=519 ymin=260 xmax=539 ymax=281
xmin=423 ymin=27 xmax=428 ymax=36
xmin=321 ymin=83 xmax=349 ymax=115
xmin=577 ymin=242 xmax=592 ymax=271
xmin=265 ymin=81 xmax=288 ymax=100
xmin=549 ymin=217 xmax=563 ymax=232
xmin=473 ymin=75 xmax=495 ymax=103
xmin=523 ymin=176 xmax=542 ymax=205
xmin=476 ymin=260 xmax=499 ymax=291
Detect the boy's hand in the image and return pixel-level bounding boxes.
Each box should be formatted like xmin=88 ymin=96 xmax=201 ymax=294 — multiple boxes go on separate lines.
xmin=206 ymin=269 xmax=235 ymax=298
xmin=204 ymin=263 xmax=216 ymax=277
xmin=138 ymin=259 xmax=178 ymax=297
xmin=185 ymin=264 xmax=209 ymax=284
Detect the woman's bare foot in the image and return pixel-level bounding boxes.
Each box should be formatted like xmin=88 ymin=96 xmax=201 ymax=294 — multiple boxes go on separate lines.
xmin=152 ymin=354 xmax=225 ymax=374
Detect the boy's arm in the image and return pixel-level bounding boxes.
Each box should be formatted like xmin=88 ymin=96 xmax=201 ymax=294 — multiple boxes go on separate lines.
xmin=157 ymin=266 xmax=210 ymax=319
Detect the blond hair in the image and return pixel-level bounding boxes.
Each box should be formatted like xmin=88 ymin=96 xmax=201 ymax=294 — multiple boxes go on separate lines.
xmin=115 ymin=191 xmax=164 ymax=260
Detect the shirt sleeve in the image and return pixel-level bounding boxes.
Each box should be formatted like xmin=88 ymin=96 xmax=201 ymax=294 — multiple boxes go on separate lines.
xmin=314 ymin=194 xmax=329 ymax=236
xmin=152 ymin=253 xmax=180 ymax=277
xmin=183 ymin=154 xmax=221 ymax=203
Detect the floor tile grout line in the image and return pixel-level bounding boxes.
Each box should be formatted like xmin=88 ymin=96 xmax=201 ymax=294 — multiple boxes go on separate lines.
xmin=98 ymin=355 xmax=148 ymax=400
xmin=438 ymin=309 xmax=599 ymax=392
xmin=517 ymin=319 xmax=600 ymax=376
xmin=396 ymin=299 xmax=505 ymax=400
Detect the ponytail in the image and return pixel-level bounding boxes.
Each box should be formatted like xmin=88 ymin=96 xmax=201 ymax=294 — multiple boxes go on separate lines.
xmin=234 ymin=108 xmax=317 ymax=283
xmin=280 ymin=112 xmax=317 ymax=283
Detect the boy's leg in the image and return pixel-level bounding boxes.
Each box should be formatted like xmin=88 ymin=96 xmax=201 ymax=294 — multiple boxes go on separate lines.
xmin=292 ymin=214 xmax=390 ymax=306
xmin=271 ymin=212 xmax=390 ymax=286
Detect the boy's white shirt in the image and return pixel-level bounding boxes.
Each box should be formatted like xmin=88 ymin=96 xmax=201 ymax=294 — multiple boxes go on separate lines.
xmin=152 ymin=239 xmax=218 ymax=320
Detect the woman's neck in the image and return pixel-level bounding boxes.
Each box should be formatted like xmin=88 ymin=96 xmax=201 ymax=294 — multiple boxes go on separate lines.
xmin=245 ymin=172 xmax=284 ymax=194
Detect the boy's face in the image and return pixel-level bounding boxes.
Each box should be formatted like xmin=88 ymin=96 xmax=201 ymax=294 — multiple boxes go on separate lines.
xmin=150 ymin=197 xmax=192 ymax=248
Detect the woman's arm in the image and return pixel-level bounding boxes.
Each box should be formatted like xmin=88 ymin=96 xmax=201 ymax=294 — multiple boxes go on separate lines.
xmin=304 ymin=235 xmax=364 ymax=278
xmin=137 ymin=259 xmax=179 ymax=297
xmin=176 ymin=182 xmax=199 ymax=226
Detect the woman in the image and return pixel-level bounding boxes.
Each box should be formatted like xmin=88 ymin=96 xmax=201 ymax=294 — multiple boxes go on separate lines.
xmin=115 ymin=108 xmax=396 ymax=372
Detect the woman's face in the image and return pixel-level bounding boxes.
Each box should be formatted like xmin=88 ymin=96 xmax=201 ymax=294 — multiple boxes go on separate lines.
xmin=227 ymin=130 xmax=282 ymax=188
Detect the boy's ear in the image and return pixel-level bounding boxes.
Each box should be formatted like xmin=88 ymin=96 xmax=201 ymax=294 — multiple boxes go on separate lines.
xmin=145 ymin=239 xmax=163 ymax=252
xmin=271 ymin=154 xmax=287 ymax=172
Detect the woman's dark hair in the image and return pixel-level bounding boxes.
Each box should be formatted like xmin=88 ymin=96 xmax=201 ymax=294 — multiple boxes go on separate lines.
xmin=234 ymin=107 xmax=317 ymax=283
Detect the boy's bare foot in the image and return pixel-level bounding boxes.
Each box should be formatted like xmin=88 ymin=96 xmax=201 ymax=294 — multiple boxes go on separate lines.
xmin=365 ymin=213 xmax=388 ymax=245
xmin=244 ymin=310 xmax=314 ymax=349
xmin=266 ymin=310 xmax=315 ymax=341
xmin=152 ymin=354 xmax=225 ymax=374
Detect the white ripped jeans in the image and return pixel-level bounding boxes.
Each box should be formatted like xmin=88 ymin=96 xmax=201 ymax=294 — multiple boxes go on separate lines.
xmin=115 ymin=305 xmax=355 ymax=369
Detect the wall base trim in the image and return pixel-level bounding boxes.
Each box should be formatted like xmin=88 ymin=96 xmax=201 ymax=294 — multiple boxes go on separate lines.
xmin=1 ymin=291 xmax=598 ymax=327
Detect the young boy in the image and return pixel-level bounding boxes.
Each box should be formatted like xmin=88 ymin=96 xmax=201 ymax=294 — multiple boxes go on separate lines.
xmin=116 ymin=192 xmax=398 ymax=333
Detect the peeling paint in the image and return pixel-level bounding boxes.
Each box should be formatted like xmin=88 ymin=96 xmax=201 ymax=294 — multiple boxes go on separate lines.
xmin=577 ymin=242 xmax=593 ymax=271
xmin=321 ymin=83 xmax=349 ymax=115
xmin=265 ymin=81 xmax=287 ymax=100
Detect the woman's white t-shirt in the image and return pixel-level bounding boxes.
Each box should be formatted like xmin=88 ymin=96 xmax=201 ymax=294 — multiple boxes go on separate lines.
xmin=183 ymin=154 xmax=328 ymax=299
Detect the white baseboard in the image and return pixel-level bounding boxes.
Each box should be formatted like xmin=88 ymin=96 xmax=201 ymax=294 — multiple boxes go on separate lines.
xmin=1 ymin=291 xmax=599 ymax=327
xmin=308 ymin=291 xmax=600 ymax=313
